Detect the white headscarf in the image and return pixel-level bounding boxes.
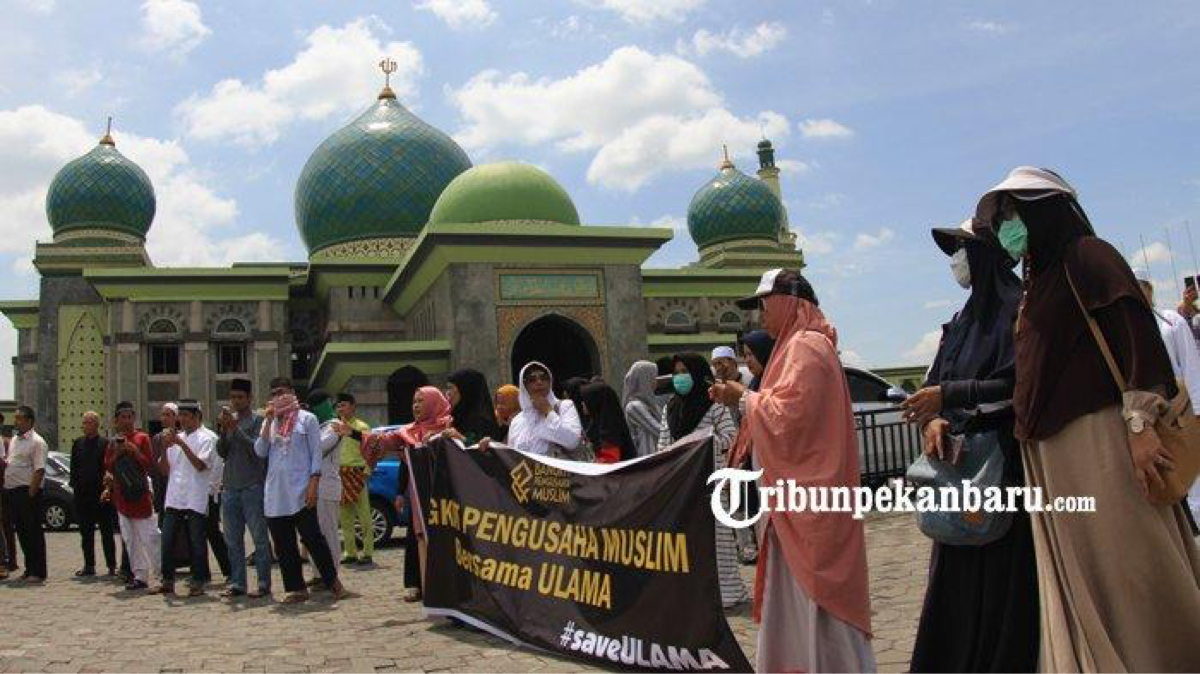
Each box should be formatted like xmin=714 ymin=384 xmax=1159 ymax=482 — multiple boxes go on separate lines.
xmin=517 ymin=361 xmax=560 ymax=412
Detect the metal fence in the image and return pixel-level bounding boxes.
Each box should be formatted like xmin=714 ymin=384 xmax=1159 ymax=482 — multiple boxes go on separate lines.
xmin=855 ymin=405 xmax=923 ymax=487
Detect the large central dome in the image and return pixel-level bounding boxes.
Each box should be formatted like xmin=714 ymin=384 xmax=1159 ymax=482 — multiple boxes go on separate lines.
xmin=294 ymin=91 xmax=472 ymax=255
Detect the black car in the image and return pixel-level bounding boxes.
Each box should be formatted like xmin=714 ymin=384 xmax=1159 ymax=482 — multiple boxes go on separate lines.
xmin=40 ymin=452 xmax=75 ymax=531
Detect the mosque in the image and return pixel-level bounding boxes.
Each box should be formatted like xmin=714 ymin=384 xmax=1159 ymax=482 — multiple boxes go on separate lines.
xmin=0 ymin=74 xmax=806 ymax=448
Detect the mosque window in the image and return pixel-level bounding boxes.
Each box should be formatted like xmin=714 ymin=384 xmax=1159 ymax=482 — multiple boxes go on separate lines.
xmin=717 ymin=310 xmax=743 ymax=332
xmin=147 ymin=318 xmax=177 ymax=335
xmin=664 ymin=309 xmax=696 ymax=334
xmin=148 ymin=344 xmax=179 ymax=375
xmin=215 ymin=318 xmax=247 ymax=335
xmin=216 ymin=343 xmax=247 ymax=375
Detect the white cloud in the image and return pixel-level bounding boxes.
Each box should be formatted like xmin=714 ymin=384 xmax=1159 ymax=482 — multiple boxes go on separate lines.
xmin=803 ymin=193 xmax=845 ymax=210
xmin=140 ymin=0 xmax=211 ymax=55
xmin=178 ymin=18 xmax=423 ymax=146
xmin=839 ymin=349 xmax=869 ymax=369
xmin=415 ymin=0 xmax=496 ymax=29
xmin=792 ymin=227 xmax=836 ymax=255
xmin=677 ymin=22 xmax=787 ymax=59
xmin=799 ymin=118 xmax=854 ymax=139
xmin=904 ymin=329 xmax=943 ymax=363
xmin=17 ymin=0 xmax=54 ymax=13
xmin=854 ymin=227 xmax=895 ymax=250
xmin=586 ymin=0 xmax=705 ymax=24
xmin=966 ymin=20 xmax=1012 ymax=34
xmin=1128 ymin=241 xmax=1172 ymax=269
xmin=776 ymin=159 xmax=811 ymax=175
xmin=58 ymin=66 xmax=102 ymax=97
xmin=449 ymin=46 xmax=790 ymax=191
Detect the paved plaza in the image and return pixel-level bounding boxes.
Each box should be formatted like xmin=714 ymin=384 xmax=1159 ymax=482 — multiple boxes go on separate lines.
xmin=0 ymin=513 xmax=927 ymax=673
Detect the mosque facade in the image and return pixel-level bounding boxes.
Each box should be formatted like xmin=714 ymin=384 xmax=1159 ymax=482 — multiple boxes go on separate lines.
xmin=0 ymin=83 xmax=804 ymax=449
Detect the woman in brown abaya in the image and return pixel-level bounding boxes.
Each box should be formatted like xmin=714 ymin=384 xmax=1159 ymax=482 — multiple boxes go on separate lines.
xmin=975 ymin=166 xmax=1200 ymax=672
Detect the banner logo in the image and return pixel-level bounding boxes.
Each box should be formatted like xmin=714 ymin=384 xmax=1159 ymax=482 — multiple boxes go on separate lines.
xmin=510 ymin=461 xmax=533 ymax=503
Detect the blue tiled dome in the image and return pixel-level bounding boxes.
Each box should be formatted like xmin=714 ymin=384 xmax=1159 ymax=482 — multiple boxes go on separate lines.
xmin=687 ymin=163 xmax=784 ymax=249
xmin=294 ymin=92 xmax=472 ymax=255
xmin=45 ymin=137 xmax=156 ymax=239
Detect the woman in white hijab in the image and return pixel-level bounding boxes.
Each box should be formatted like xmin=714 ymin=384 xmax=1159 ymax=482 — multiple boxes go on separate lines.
xmin=622 ymin=361 xmax=662 ymax=457
xmin=506 ymin=361 xmax=584 ymax=457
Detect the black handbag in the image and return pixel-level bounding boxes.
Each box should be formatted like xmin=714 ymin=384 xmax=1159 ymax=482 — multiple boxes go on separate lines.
xmin=112 ymin=452 xmax=148 ymax=502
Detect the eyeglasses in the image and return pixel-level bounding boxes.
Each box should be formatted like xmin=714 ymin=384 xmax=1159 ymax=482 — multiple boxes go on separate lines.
xmin=523 ymin=371 xmax=550 ymax=383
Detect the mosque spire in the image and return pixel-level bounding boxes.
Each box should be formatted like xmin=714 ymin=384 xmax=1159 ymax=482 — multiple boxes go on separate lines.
xmin=378 ymin=57 xmax=398 ymax=100
xmin=719 ymin=144 xmax=734 ymax=170
xmin=99 ymin=116 xmax=115 ymax=146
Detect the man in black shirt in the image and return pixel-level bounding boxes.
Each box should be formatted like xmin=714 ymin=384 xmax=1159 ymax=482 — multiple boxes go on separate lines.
xmin=69 ymin=411 xmax=117 ymax=576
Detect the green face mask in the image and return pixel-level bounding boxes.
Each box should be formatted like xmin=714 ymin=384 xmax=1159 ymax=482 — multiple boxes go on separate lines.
xmin=998 ymin=216 xmax=1029 ymax=261
xmin=672 ymin=373 xmax=694 ymax=396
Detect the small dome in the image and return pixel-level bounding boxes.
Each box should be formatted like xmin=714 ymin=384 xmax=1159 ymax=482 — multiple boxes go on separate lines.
xmin=46 ymin=135 xmax=156 ymax=239
xmin=429 ymin=162 xmax=580 ymax=226
xmin=687 ymin=161 xmax=784 ymax=249
xmin=757 ymin=138 xmax=773 ymax=150
xmin=295 ymin=93 xmax=472 ymax=255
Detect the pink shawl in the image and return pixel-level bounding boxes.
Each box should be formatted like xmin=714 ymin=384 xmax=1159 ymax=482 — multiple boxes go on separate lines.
xmin=745 ymin=294 xmax=873 ymax=636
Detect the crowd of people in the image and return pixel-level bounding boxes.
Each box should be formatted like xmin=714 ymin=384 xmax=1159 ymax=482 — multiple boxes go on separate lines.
xmin=1 ymin=165 xmax=1199 ymax=671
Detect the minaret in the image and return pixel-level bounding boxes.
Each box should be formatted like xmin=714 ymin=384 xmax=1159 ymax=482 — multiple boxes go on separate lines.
xmin=756 ymin=138 xmax=793 ymax=243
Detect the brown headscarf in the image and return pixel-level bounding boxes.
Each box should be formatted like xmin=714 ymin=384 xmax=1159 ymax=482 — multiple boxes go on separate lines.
xmin=983 ymin=193 xmax=1176 ymax=440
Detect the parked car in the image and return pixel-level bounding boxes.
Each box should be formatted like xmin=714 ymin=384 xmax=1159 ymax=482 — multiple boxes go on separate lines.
xmin=844 ymin=367 xmax=923 ymax=487
xmin=41 ymin=452 xmax=75 ymax=531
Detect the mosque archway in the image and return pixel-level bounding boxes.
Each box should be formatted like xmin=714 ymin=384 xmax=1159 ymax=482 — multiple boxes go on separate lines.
xmin=387 ymin=366 xmax=428 ymax=425
xmin=510 ymin=314 xmax=599 ymax=393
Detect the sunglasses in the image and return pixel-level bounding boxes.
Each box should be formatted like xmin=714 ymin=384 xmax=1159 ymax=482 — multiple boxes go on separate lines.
xmin=523 ymin=371 xmax=550 ymax=383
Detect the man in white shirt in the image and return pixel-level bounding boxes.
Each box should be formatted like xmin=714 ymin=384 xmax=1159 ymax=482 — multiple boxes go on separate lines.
xmin=2 ymin=406 xmax=48 ymax=582
xmin=151 ymin=399 xmax=216 ymax=597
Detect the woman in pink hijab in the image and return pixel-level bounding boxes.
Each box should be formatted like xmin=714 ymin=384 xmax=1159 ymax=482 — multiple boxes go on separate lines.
xmin=363 ymin=386 xmax=453 ymax=600
xmin=713 ymin=269 xmax=875 ymax=673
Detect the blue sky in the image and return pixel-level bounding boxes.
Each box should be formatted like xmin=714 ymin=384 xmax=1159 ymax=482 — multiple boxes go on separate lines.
xmin=1 ymin=0 xmax=1198 ymax=397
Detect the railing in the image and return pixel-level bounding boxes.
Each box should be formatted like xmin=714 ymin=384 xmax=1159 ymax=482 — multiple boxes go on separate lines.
xmin=854 ymin=406 xmax=923 ymax=487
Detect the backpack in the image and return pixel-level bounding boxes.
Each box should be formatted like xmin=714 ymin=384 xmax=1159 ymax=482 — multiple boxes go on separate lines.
xmin=113 ymin=451 xmax=148 ymax=502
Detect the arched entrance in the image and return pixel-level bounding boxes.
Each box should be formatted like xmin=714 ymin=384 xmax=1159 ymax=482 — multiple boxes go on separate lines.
xmin=387 ymin=366 xmax=428 ymax=425
xmin=510 ymin=314 xmax=599 ymax=391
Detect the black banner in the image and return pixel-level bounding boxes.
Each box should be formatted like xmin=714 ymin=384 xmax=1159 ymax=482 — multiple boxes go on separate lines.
xmin=411 ymin=436 xmax=752 ymax=672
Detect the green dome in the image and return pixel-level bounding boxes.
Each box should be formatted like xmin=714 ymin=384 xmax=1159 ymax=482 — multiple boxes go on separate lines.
xmin=429 ymin=162 xmax=580 ymax=226
xmin=295 ymin=94 xmax=472 ymax=254
xmin=46 ymin=137 xmax=156 ymax=239
xmin=687 ymin=162 xmax=784 ymax=249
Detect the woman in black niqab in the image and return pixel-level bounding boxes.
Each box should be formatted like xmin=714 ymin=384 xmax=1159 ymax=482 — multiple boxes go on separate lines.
xmin=907 ymin=224 xmax=1039 ymax=673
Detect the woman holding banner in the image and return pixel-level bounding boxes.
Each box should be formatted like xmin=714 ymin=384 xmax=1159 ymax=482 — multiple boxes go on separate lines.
xmin=360 ymin=386 xmax=453 ymax=602
xmin=712 ymin=269 xmax=875 ymax=673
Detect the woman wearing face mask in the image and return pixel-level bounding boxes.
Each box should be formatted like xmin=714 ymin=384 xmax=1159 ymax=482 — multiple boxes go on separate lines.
xmin=903 ymin=220 xmax=1038 ymax=672
xmin=657 ymin=352 xmax=748 ymax=609
xmin=975 ymin=167 xmax=1200 ymax=671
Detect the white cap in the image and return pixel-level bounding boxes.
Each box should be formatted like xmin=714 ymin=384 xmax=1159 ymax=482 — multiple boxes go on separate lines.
xmin=976 ymin=166 xmax=1077 ymax=226
xmin=161 ymin=402 xmax=179 ymax=415
xmin=711 ymin=346 xmax=737 ymax=361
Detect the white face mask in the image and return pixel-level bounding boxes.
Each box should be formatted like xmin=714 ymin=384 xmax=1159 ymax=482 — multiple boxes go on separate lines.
xmin=950 ymin=248 xmax=971 ymax=289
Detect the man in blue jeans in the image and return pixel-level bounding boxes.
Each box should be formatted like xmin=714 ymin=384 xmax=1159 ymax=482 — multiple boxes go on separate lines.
xmin=150 ymin=399 xmax=216 ymax=598
xmin=216 ymin=378 xmax=270 ymax=598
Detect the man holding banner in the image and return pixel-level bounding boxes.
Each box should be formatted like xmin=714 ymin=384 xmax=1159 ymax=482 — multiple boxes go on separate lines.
xmin=714 ymin=268 xmax=876 ymax=673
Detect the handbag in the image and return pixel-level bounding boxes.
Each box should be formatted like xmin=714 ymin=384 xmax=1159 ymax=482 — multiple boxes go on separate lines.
xmin=1066 ymin=270 xmax=1200 ymax=505
xmin=905 ymin=429 xmax=1013 ymax=546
